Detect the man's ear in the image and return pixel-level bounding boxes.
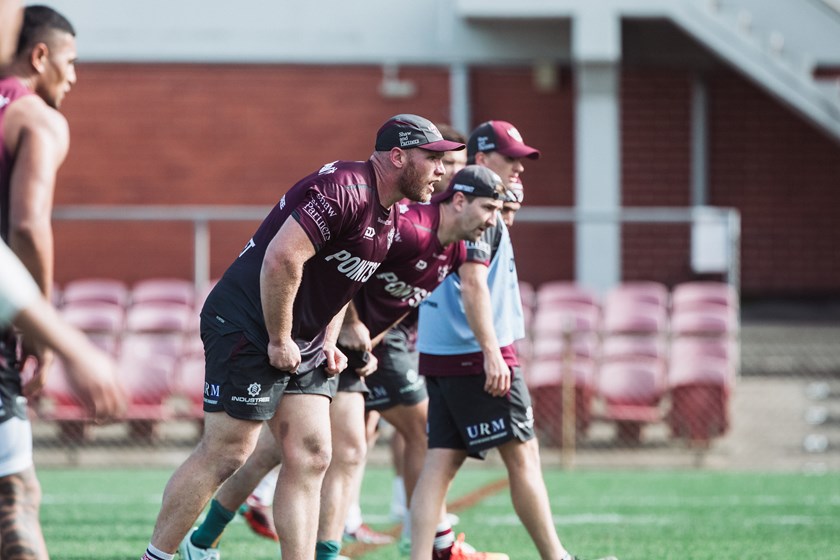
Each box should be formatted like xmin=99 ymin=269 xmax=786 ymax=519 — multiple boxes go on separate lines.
xmin=451 ymin=191 xmax=467 ymax=211
xmin=30 ymin=42 xmax=49 ymax=73
xmin=474 ymin=152 xmax=489 ymax=166
xmin=389 ymin=147 xmax=407 ymax=169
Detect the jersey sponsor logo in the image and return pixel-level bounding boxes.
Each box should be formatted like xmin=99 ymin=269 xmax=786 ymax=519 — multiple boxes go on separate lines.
xmin=465 ymin=417 xmax=508 ymax=445
xmin=324 ymin=250 xmax=381 ymax=282
xmin=377 ymin=217 xmax=392 ymax=225
xmin=414 ymin=260 xmax=428 ymax=271
xmin=247 ymin=383 xmax=261 ymax=397
xmin=375 ymin=271 xmax=431 ymax=308
xmin=398 ymin=203 xmax=409 ymax=214
xmin=318 ymin=161 xmax=339 ymax=175
xmin=302 ymin=194 xmax=336 ymax=242
xmin=364 ymin=227 xmax=375 ymax=239
xmin=465 ymin=239 xmax=491 ymax=254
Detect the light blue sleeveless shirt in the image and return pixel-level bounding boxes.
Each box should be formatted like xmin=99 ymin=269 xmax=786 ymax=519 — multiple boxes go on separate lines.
xmin=417 ymin=217 xmax=524 ymax=355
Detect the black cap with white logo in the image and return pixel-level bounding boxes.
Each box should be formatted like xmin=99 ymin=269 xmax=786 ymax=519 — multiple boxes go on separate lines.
xmin=375 ymin=114 xmax=466 ymax=152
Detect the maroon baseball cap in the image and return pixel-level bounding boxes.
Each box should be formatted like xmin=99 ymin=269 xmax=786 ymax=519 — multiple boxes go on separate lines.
xmin=467 ymin=120 xmax=540 ymax=160
xmin=375 ymin=114 xmax=466 ymax=153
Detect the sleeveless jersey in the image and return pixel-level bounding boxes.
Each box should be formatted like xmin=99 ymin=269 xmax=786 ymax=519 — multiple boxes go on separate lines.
xmin=353 ymin=201 xmax=466 ymax=339
xmin=0 ymin=77 xmax=35 ymax=424
xmin=0 ymin=77 xmax=33 ymax=243
xmin=202 ymin=160 xmax=397 ymax=372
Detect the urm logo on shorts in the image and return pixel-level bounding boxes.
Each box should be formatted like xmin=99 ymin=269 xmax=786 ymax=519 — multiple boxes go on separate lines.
xmin=466 ymin=418 xmax=506 ymax=440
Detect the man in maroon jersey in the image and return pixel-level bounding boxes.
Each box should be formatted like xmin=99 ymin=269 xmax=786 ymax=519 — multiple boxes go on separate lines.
xmin=167 ymin=166 xmax=506 ymax=560
xmin=141 ymin=114 xmax=464 ymax=560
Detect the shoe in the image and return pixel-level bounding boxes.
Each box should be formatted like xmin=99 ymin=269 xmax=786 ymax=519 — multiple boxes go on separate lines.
xmin=242 ymin=495 xmax=278 ymax=541
xmin=178 ymin=528 xmax=220 ymax=560
xmin=343 ymin=523 xmax=394 ymax=544
xmin=441 ymin=533 xmax=509 ymax=560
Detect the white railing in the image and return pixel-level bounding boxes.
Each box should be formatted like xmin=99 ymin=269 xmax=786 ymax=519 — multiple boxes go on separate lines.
xmin=53 ymin=204 xmax=741 ymax=294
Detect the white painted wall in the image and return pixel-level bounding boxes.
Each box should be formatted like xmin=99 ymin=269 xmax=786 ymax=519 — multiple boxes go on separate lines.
xmin=42 ymin=0 xmax=570 ymax=63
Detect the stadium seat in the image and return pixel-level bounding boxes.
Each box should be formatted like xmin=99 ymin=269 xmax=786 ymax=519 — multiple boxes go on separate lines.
xmin=118 ymin=351 xmax=178 ymax=442
xmin=173 ymin=355 xmax=206 ymax=432
xmin=535 ymin=281 xmax=600 ymax=308
xmin=596 ymin=358 xmax=666 ymax=445
xmin=131 ymin=277 xmax=196 ymax=307
xmin=666 ymin=355 xmax=732 ymax=445
xmin=531 ymin=333 xmax=599 ymax=361
xmin=39 ymin=360 xmax=96 ymax=442
xmin=602 ymin=301 xmax=667 ymax=336
xmin=525 ymin=357 xmax=596 ymax=445
xmin=531 ymin=302 xmax=601 ymax=336
xmin=519 ymin=280 xmax=535 ymax=310
xmin=670 ymin=305 xmax=738 ymax=337
xmin=671 ymin=281 xmax=738 ymax=312
xmin=604 ymin=281 xmax=669 ymax=309
xmin=601 ymin=335 xmax=665 ymax=362
xmin=61 ymin=302 xmax=125 ymax=356
xmin=61 ymin=278 xmax=130 ymax=307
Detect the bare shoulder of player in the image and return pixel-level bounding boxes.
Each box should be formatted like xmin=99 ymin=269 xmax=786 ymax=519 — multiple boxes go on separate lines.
xmin=8 ymin=95 xmax=70 ymax=155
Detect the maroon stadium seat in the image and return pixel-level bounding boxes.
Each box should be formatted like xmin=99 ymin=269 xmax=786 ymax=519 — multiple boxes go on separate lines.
xmin=61 ymin=278 xmax=129 ymax=308
xmin=131 ymin=277 xmax=196 ymax=307
xmin=525 ymin=357 xmax=596 ymax=445
xmin=597 ymin=358 xmax=666 ymax=444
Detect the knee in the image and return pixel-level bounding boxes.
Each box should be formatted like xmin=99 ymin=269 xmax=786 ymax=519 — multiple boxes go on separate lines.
xmin=331 ymin=436 xmax=367 ymax=470
xmin=283 ymin=435 xmax=332 ymax=476
xmin=194 ymin=438 xmax=251 ymax=482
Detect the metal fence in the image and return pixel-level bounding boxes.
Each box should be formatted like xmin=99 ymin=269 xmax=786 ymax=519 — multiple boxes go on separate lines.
xmin=38 ymin=204 xmax=829 ymax=471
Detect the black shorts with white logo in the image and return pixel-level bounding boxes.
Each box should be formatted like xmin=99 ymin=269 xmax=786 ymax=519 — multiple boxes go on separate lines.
xmin=201 ymin=322 xmax=338 ymax=422
xmin=426 ymin=368 xmax=534 ymax=459
xmin=364 ymin=329 xmax=427 ymax=412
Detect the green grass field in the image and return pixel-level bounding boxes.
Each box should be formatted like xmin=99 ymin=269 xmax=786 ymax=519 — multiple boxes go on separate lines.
xmin=39 ymin=465 xmax=839 ymax=560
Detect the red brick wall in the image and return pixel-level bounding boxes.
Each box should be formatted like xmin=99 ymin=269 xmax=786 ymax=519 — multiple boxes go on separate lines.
xmin=621 ymin=69 xmax=694 ymax=286
xmin=709 ymin=69 xmax=840 ymax=296
xmin=54 ymin=64 xmax=451 ymax=284
xmin=470 ymin=66 xmax=576 ymax=287
xmin=50 ymin=63 xmax=840 ymax=297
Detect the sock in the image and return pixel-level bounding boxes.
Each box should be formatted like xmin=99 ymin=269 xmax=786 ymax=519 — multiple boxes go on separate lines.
xmin=391 ymin=475 xmax=406 ymax=516
xmin=252 ymin=466 xmax=280 ymax=504
xmin=560 ymin=550 xmax=573 ymax=560
xmin=401 ymin=511 xmax=412 ymax=541
xmin=344 ymin=501 xmax=363 ymax=534
xmin=433 ymin=520 xmax=455 ymax=552
xmin=315 ymin=539 xmax=342 ymax=560
xmin=191 ymin=499 xmax=236 ymax=549
xmin=142 ymin=544 xmax=174 ymax=560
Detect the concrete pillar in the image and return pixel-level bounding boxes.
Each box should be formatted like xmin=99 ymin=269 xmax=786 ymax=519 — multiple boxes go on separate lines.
xmin=574 ymin=7 xmax=622 ymax=294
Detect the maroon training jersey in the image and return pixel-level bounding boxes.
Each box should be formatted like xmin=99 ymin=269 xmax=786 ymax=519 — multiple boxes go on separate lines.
xmin=353 ymin=200 xmax=466 ymax=338
xmin=0 ymin=77 xmax=34 ymax=243
xmin=203 ymin=160 xmax=397 ymax=371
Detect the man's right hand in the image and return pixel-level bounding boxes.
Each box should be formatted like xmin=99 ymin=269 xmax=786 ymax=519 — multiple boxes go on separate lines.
xmin=64 ymin=347 xmax=126 ymax=424
xmin=267 ymin=337 xmax=302 ymax=373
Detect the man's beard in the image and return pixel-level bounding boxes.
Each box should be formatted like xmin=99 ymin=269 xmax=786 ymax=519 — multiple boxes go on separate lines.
xmin=397 ymin=159 xmax=431 ymax=203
